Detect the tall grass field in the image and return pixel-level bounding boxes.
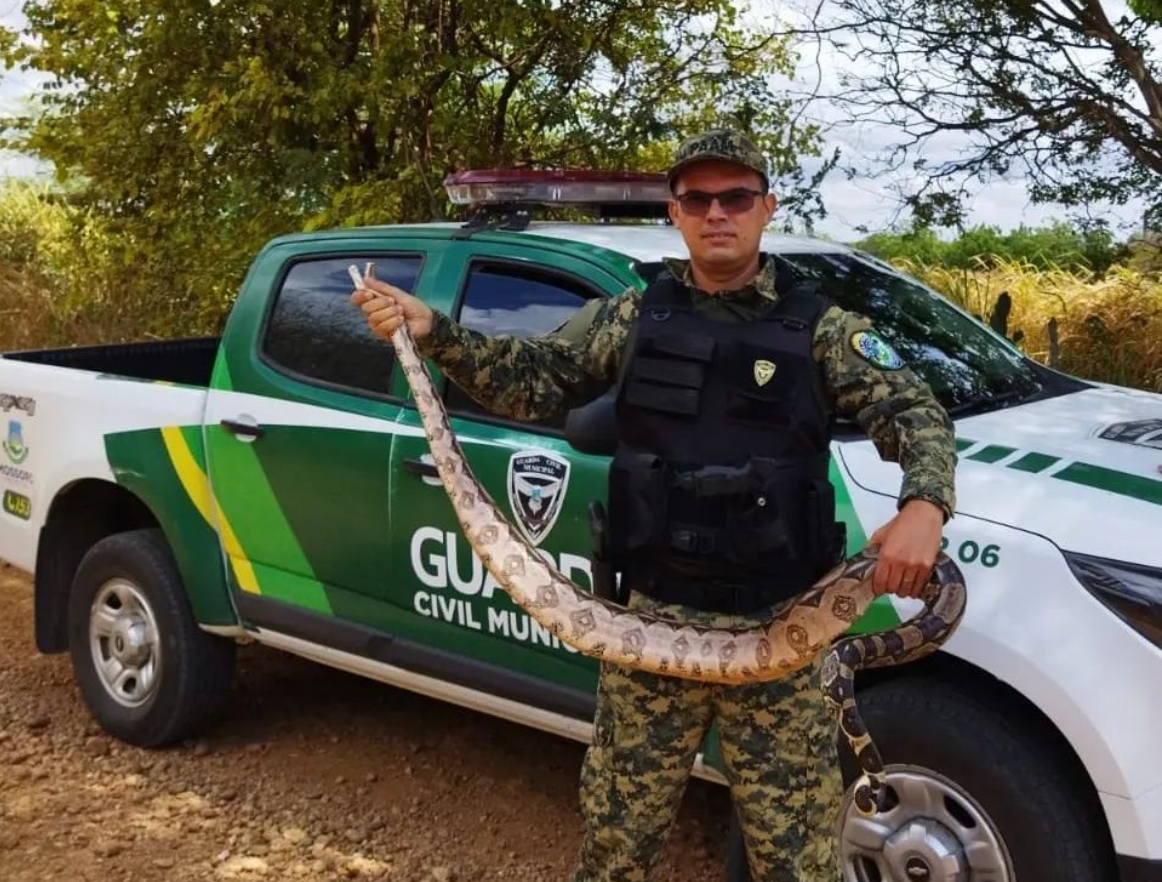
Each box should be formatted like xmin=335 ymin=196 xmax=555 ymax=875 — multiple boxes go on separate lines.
xmin=898 ymin=257 xmax=1162 ymax=393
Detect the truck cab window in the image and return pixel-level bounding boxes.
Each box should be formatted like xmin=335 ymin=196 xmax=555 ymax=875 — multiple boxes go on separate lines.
xmin=447 ymin=261 xmax=596 ymax=429
xmin=778 ymin=251 xmax=1050 ymax=414
xmin=262 ymin=256 xmax=423 ymax=396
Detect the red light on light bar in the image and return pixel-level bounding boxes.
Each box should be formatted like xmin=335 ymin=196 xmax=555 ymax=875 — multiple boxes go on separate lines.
xmin=443 ymin=169 xmax=671 ymax=207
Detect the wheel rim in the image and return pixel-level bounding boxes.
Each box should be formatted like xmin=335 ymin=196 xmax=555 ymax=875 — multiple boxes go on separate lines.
xmin=88 ymin=578 xmax=161 ymax=708
xmin=839 ymin=764 xmax=1015 ymax=882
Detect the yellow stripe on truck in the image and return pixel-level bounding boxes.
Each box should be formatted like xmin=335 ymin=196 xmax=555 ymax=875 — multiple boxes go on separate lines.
xmin=160 ymin=425 xmax=262 ymax=595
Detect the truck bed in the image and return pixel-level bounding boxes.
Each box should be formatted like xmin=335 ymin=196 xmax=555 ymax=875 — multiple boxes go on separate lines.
xmin=2 ymin=336 xmax=219 ymax=388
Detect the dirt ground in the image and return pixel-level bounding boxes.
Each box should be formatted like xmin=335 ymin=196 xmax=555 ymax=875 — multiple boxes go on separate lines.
xmin=0 ymin=562 xmax=736 ymax=882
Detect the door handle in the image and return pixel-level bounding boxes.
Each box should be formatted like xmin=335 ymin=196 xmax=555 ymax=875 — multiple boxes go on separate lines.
xmin=220 ymin=418 xmax=265 ymax=440
xmin=403 ymin=458 xmax=439 ymax=478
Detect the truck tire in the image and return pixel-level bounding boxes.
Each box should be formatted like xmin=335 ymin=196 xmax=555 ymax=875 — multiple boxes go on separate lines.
xmin=725 ymin=674 xmax=1117 ymax=882
xmin=67 ymin=528 xmax=236 ymax=747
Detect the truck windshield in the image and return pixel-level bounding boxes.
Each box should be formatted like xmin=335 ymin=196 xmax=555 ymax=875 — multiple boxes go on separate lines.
xmin=777 ymin=250 xmax=1046 ymax=413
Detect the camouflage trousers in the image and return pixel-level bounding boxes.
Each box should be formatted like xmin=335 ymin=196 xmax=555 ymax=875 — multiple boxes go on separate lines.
xmin=571 ymin=592 xmax=845 ymax=882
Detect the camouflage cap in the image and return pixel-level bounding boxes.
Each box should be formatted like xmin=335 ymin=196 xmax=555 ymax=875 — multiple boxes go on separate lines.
xmin=666 ymin=129 xmax=769 ymax=191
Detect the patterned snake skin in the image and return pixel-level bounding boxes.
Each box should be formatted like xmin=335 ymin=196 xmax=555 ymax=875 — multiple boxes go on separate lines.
xmin=350 ymin=266 xmax=967 ymax=815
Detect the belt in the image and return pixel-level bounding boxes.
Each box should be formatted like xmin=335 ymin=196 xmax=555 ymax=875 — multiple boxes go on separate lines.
xmin=630 ymin=570 xmax=789 ymax=615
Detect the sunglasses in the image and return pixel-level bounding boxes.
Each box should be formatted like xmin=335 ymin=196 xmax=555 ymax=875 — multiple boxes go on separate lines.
xmin=673 ymin=187 xmax=766 ymax=216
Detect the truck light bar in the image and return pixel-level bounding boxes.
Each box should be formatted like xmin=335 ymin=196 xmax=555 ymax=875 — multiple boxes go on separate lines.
xmin=444 ymin=169 xmax=671 ymax=207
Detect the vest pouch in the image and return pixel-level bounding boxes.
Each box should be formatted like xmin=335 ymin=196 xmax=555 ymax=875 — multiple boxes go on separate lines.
xmin=722 ymin=466 xmax=809 ymax=569
xmin=803 ymin=478 xmax=846 ymax=578
xmin=622 ymin=355 xmax=706 ymax=418
xmin=649 ymin=330 xmax=716 ymax=363
xmin=724 ymin=341 xmax=805 ymax=426
xmin=621 ymin=333 xmax=715 ymax=418
xmin=607 ymin=451 xmax=670 ymax=561
xmin=724 ymin=496 xmax=794 ymax=567
xmin=719 ymin=462 xmax=836 ymax=576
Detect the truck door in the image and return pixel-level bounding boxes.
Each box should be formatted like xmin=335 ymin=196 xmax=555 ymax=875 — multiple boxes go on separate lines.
xmin=387 ymin=243 xmax=630 ymax=693
xmin=203 ymin=240 xmax=443 ymax=634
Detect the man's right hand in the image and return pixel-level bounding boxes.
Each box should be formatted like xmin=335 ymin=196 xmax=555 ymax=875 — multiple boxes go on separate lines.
xmin=351 ymin=276 xmax=434 ymax=343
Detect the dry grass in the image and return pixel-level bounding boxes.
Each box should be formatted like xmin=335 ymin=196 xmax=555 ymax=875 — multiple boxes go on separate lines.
xmin=0 ymin=259 xmax=156 ymax=352
xmin=0 ymin=262 xmax=74 ymax=352
xmin=0 ymin=181 xmax=224 ymax=351
xmin=894 ymin=257 xmax=1162 ymax=392
xmin=0 ymin=180 xmax=123 ymax=351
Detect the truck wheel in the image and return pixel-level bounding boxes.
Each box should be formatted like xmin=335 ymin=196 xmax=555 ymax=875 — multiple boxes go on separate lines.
xmin=724 ymin=675 xmax=1117 ymax=882
xmin=834 ymin=676 xmax=1117 ymax=882
xmin=67 ymin=528 xmax=236 ymax=747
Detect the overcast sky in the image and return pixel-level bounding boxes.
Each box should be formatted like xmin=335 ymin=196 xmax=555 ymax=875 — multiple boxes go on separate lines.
xmin=0 ymin=2 xmax=1150 ymax=242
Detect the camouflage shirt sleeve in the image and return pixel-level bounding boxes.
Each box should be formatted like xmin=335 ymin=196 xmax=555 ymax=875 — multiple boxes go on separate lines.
xmin=414 ymin=289 xmax=641 ymax=422
xmin=814 ymin=305 xmax=958 ymax=520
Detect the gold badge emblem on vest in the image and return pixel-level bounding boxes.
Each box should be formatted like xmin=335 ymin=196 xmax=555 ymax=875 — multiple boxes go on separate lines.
xmin=753 ymin=359 xmax=776 ymax=387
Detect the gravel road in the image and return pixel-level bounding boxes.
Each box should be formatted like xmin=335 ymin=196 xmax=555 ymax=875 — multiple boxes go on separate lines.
xmin=0 ymin=562 xmax=734 ymax=882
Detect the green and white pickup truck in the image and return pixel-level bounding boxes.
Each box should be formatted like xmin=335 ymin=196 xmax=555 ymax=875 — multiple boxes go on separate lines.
xmin=1 ymin=174 xmax=1160 ymax=882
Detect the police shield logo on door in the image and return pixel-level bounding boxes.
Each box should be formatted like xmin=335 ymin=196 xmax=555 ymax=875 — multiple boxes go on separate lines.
xmin=507 ymin=451 xmax=571 ymax=546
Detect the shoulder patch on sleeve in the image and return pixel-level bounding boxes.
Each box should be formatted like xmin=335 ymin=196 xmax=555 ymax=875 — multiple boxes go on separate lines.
xmin=850 ymin=330 xmax=905 ymax=370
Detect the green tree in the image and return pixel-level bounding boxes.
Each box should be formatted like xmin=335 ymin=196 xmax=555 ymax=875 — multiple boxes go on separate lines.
xmin=1 ymin=0 xmax=832 ymax=332
xmin=855 ymin=224 xmax=948 ymax=265
xmin=945 ymin=226 xmax=1006 ymax=268
xmin=855 ymin=221 xmax=1128 ymax=273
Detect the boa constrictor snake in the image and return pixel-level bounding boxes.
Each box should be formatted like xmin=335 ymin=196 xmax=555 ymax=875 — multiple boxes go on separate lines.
xmin=349 ymin=265 xmax=967 ymax=816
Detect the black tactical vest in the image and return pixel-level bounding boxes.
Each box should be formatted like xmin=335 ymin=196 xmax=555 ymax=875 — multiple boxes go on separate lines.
xmin=605 ymin=267 xmax=846 ymax=613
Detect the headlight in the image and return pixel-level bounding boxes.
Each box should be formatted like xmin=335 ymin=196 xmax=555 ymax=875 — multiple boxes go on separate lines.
xmin=1064 ymin=551 xmax=1162 ymax=649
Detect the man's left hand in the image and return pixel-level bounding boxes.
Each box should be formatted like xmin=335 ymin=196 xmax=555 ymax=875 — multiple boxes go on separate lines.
xmin=865 ymin=500 xmax=946 ymax=598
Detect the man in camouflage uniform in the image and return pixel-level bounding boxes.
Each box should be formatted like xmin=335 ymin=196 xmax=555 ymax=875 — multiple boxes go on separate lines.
xmin=352 ymin=130 xmax=957 ymax=882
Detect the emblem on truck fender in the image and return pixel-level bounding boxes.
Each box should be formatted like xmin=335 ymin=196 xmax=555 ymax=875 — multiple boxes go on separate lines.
xmin=1098 ymin=419 xmax=1162 ymax=450
xmin=3 ymin=421 xmax=28 ymax=465
xmin=507 ymin=450 xmax=571 ymax=546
